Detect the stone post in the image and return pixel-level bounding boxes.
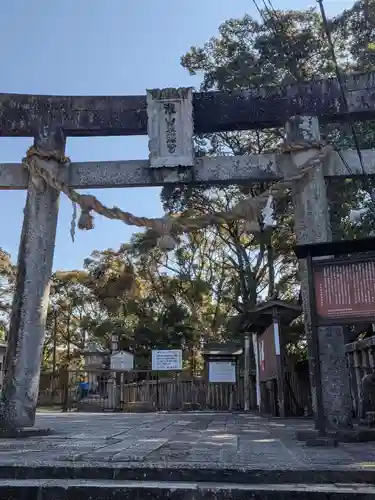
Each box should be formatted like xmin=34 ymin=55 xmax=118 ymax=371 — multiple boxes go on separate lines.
xmin=107 ymin=377 xmax=116 ymax=409
xmin=281 ymin=116 xmax=352 ymax=429
xmin=1 ymin=125 xmax=65 ymax=428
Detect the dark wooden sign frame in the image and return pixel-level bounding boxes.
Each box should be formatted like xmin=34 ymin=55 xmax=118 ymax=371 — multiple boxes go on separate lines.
xmin=294 ymin=236 xmax=375 ymax=436
xmin=312 ymin=254 xmax=375 ymax=326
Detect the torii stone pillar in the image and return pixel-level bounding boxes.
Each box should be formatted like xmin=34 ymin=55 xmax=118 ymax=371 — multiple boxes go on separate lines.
xmin=0 ymin=125 xmax=64 ymax=429
xmin=282 ymin=116 xmax=352 ymax=430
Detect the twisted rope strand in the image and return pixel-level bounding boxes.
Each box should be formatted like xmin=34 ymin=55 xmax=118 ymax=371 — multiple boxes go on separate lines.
xmin=22 ymin=142 xmax=332 ymax=250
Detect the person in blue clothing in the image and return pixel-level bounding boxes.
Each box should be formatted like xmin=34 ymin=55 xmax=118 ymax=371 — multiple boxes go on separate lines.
xmin=77 ymin=377 xmax=89 ymax=400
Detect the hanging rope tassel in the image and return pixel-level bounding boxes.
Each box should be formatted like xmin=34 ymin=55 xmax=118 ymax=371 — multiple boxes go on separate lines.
xmin=78 ymin=210 xmax=95 ymax=230
xmin=21 ymin=143 xmax=333 ymax=252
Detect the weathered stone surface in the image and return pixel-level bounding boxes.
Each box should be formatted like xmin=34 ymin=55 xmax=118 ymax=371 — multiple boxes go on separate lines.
xmin=304 ymin=436 xmax=339 ymax=447
xmin=0 ymin=126 xmax=65 ymax=429
xmin=0 ymin=154 xmax=280 ymax=189
xmin=282 ymin=116 xmax=352 ymax=431
xmin=0 ymin=478 xmax=374 ymax=500
xmin=0 ymin=71 xmax=375 ymax=137
xmin=147 ymin=88 xmax=194 ymax=168
xmin=0 ymin=413 xmax=372 ymax=474
xmin=319 ymin=326 xmax=353 ymax=429
xmin=1 ymin=149 xmax=375 ymax=191
xmin=325 ymin=149 xmax=375 ymax=177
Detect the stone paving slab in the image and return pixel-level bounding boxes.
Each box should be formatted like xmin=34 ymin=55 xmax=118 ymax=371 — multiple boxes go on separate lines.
xmin=0 ymin=412 xmax=373 ymax=484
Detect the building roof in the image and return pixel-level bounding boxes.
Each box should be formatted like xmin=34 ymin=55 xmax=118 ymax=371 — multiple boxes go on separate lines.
xmin=294 ymin=236 xmax=375 ymax=259
xmin=84 ymin=342 xmax=109 ymax=355
xmin=248 ymin=299 xmax=301 ymax=316
xmin=111 ymin=350 xmax=133 ymax=357
xmin=203 ymin=343 xmax=243 ymax=357
xmin=239 ymin=299 xmax=302 ymax=333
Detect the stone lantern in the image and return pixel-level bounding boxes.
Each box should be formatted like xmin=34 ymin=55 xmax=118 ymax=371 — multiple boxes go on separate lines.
xmin=83 ymin=342 xmax=109 ymax=393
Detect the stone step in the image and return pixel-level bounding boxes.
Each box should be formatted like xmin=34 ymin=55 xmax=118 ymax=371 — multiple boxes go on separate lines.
xmin=1 ymin=466 xmax=375 ymax=485
xmin=0 ymin=479 xmax=375 ymax=499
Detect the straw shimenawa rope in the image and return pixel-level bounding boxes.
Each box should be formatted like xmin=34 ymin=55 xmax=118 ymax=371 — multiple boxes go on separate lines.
xmin=22 ymin=143 xmax=333 ymax=251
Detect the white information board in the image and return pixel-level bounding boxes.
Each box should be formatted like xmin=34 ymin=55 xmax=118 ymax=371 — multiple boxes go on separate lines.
xmin=152 ymin=349 xmax=182 ymax=371
xmin=209 ymin=361 xmax=236 ymax=383
xmin=273 ymin=321 xmax=281 ymax=355
xmin=110 ymin=351 xmax=134 ymax=371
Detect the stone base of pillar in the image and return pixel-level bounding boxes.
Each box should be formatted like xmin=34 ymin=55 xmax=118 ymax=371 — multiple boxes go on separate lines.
xmin=296 ymin=426 xmax=375 ymax=443
xmin=0 ymin=426 xmax=53 ymax=438
xmin=319 ymin=325 xmax=353 ymax=429
xmin=305 ymin=436 xmax=339 ymax=447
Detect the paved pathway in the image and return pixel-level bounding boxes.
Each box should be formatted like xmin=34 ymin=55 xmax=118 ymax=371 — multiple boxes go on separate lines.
xmin=0 ymin=412 xmax=374 ymax=471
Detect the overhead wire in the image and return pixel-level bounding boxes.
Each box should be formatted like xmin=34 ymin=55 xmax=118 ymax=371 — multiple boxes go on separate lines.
xmin=364 ymin=0 xmax=370 ymax=53
xmin=317 ymin=0 xmax=375 ymax=208
xmin=264 ymin=0 xmax=321 ymax=80
xmin=253 ymin=0 xmax=301 ymax=82
xmin=250 ymin=0 xmax=291 ymax=232
xmin=253 ymin=0 xmax=375 ymax=212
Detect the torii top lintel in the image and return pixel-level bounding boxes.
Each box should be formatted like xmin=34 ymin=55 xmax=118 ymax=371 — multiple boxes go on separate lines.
xmin=1 ymin=72 xmax=375 ymax=137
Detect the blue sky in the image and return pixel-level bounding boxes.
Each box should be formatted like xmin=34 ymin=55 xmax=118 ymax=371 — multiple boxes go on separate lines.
xmin=0 ymin=0 xmax=353 ymax=271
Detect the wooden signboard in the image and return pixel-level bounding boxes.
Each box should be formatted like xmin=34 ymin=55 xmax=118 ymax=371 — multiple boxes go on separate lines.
xmin=208 ymin=361 xmax=236 ymax=383
xmin=258 ymin=325 xmax=278 ymax=382
xmin=313 ymin=257 xmax=375 ymax=325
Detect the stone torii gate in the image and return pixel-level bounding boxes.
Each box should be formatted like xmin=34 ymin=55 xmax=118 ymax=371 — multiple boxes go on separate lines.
xmin=1 ymin=72 xmax=375 ymax=429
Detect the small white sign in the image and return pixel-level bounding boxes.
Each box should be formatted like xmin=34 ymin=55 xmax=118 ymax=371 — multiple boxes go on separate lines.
xmin=110 ymin=351 xmax=134 ymax=371
xmin=273 ymin=321 xmax=281 ymax=355
xmin=209 ymin=361 xmax=236 ymax=383
xmin=152 ymin=349 xmax=182 ymax=371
